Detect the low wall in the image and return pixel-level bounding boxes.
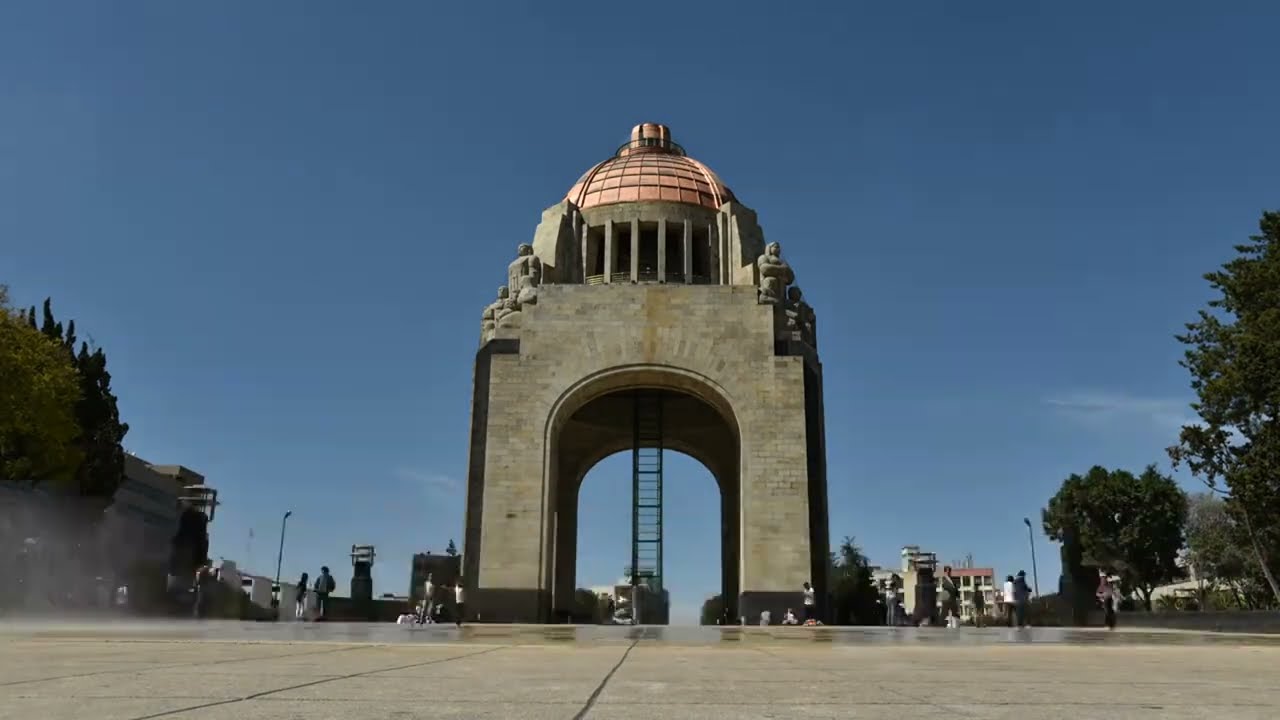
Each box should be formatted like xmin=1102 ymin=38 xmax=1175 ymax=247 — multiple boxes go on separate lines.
xmin=1120 ymin=610 xmax=1280 ymax=634
xmin=323 ymin=596 xmax=411 ymax=623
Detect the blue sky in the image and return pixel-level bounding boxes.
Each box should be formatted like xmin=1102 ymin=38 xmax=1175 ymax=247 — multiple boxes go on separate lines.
xmin=3 ymin=2 xmax=1278 ymax=623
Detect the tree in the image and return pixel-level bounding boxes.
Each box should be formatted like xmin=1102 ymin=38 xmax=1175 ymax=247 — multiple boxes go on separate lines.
xmin=1043 ymin=465 xmax=1188 ymax=610
xmin=828 ymin=536 xmax=880 ymax=624
xmin=572 ymin=588 xmax=602 ymax=623
xmin=1185 ymin=493 xmax=1246 ymax=603
xmin=27 ymin=297 xmax=130 ymax=503
xmin=445 ymin=539 xmax=458 ymax=557
xmin=1169 ymin=210 xmax=1280 ymax=604
xmin=1185 ymin=493 xmax=1276 ymax=609
xmin=700 ymin=594 xmax=725 ymax=625
xmin=0 ymin=285 xmax=81 ymax=485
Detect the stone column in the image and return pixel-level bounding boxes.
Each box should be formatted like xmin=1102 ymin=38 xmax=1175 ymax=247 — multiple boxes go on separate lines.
xmin=737 ymin=364 xmax=814 ymax=624
xmin=657 ymin=219 xmax=667 ymax=282
xmin=552 ymin=477 xmax=578 ymax=619
xmin=579 ymin=214 xmax=589 ymax=282
xmin=630 ymin=218 xmax=640 ymax=282
xmin=683 ymin=219 xmax=693 ymax=283
xmin=708 ymin=222 xmax=720 ymax=285
xmin=604 ymin=220 xmax=614 ymax=284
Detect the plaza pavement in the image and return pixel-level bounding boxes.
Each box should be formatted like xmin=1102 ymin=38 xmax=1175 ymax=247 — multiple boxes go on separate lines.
xmin=2 ymin=621 xmax=1279 ymax=719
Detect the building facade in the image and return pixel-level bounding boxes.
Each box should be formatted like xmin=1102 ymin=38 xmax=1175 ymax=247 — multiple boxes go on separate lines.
xmin=409 ymin=552 xmax=461 ymax=607
xmin=101 ymin=455 xmax=213 ymax=570
xmin=884 ymin=545 xmax=997 ymax=622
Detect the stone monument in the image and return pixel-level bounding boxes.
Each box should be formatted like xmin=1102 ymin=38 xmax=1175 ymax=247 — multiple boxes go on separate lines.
xmin=461 ymin=123 xmax=830 ymax=624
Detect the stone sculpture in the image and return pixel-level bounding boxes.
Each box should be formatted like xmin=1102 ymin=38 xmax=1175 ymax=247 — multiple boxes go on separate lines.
xmin=756 ymin=242 xmax=794 ymax=304
xmin=508 ymin=243 xmax=543 ymax=307
xmin=481 ymin=287 xmax=511 ymax=342
xmin=784 ymin=286 xmax=817 ymax=347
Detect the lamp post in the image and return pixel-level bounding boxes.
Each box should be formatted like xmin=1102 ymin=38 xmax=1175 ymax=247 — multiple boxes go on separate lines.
xmin=350 ymin=544 xmax=376 ymax=619
xmin=1023 ymin=517 xmax=1041 ymax=597
xmin=271 ymin=511 xmax=292 ymax=612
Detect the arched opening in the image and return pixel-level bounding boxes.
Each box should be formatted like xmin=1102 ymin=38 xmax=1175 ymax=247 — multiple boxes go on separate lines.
xmin=575 ymin=450 xmax=720 ymax=624
xmin=544 ymin=371 xmax=741 ymax=625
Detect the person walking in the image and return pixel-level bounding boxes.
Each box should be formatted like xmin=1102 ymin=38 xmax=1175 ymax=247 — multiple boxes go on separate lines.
xmin=939 ymin=566 xmax=960 ymax=629
xmin=453 ymin=579 xmax=466 ymax=627
xmin=1013 ymin=570 xmax=1032 ymax=628
xmin=801 ymin=582 xmax=816 ymax=623
xmin=313 ymin=566 xmax=335 ymax=620
xmin=293 ymin=572 xmax=308 ymax=620
xmin=1002 ymin=575 xmax=1016 ymax=627
xmin=1096 ymin=572 xmax=1118 ymax=630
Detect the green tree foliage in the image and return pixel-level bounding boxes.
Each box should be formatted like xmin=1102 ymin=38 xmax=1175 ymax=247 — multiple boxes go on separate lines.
xmin=1185 ymin=493 xmax=1277 ymax=609
xmin=26 ymin=297 xmax=130 ymax=503
xmin=1169 ymin=211 xmax=1280 ymax=603
xmin=446 ymin=539 xmax=458 ymax=557
xmin=828 ymin=536 xmax=880 ymax=624
xmin=700 ymin=594 xmax=725 ymax=625
xmin=1042 ymin=465 xmax=1188 ymax=610
xmin=572 ymin=588 xmax=602 ymax=623
xmin=0 ymin=286 xmax=81 ymax=484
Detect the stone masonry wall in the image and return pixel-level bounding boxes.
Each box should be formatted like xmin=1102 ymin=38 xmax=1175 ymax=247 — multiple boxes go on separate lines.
xmin=473 ymin=282 xmax=816 ymax=619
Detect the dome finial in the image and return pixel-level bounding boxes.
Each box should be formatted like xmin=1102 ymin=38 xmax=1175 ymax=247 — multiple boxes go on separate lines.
xmin=620 ymin=123 xmax=675 ymax=156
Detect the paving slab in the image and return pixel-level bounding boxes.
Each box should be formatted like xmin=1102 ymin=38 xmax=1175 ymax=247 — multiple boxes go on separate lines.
xmin=1 ymin=620 xmax=1278 ymax=719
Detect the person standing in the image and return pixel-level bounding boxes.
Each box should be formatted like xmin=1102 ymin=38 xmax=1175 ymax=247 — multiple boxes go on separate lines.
xmin=191 ymin=566 xmax=209 ymax=619
xmin=801 ymin=582 xmax=816 ymax=623
xmin=1002 ymin=575 xmax=1016 ymax=627
xmin=313 ymin=566 xmax=335 ymax=620
xmin=1013 ymin=570 xmax=1032 ymax=628
xmin=453 ymin=579 xmax=466 ymax=627
xmin=972 ymin=581 xmax=987 ymax=628
xmin=418 ymin=573 xmax=435 ymax=624
xmin=885 ymin=575 xmax=900 ymax=626
xmin=1096 ymin=572 xmax=1118 ymax=630
xmin=294 ymin=572 xmax=309 ymax=621
xmin=939 ymin=566 xmax=960 ymax=629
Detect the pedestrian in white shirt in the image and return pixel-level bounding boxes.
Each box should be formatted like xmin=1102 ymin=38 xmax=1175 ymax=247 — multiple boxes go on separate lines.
xmin=1002 ymin=575 xmax=1016 ymax=627
xmin=802 ymin=582 xmax=816 ymax=623
xmin=419 ymin=574 xmax=435 ymax=624
xmin=453 ymin=579 xmax=466 ymax=627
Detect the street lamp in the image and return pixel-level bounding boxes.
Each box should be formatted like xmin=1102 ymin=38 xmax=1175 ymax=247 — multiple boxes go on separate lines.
xmin=271 ymin=511 xmax=292 ymax=611
xmin=1023 ymin=517 xmax=1041 ymax=597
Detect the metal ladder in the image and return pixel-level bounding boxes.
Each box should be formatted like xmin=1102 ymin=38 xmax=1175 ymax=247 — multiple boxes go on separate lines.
xmin=631 ymin=391 xmax=664 ymax=606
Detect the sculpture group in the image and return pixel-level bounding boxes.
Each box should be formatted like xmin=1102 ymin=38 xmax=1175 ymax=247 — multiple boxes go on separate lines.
xmin=757 ymin=242 xmax=816 ymax=348
xmin=481 ymin=244 xmax=542 ymax=342
xmin=480 ymin=240 xmax=816 ymax=348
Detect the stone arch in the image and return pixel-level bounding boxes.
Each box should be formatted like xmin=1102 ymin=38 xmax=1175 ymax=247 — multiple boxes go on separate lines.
xmin=541 ymin=364 xmax=743 ymax=622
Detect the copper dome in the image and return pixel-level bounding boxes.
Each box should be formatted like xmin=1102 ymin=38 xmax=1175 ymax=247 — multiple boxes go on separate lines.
xmin=566 ymin=123 xmax=735 ymax=211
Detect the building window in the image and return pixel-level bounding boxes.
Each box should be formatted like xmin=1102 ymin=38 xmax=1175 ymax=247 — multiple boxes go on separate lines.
xmin=664 ymin=224 xmax=684 ymax=281
xmin=691 ymin=225 xmax=711 ymax=282
xmin=615 ymin=223 xmax=632 ymax=277
xmin=586 ymin=226 xmax=605 ymax=278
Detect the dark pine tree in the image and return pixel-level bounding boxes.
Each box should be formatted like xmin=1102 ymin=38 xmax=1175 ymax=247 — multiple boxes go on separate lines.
xmin=29 ymin=298 xmax=130 ymax=504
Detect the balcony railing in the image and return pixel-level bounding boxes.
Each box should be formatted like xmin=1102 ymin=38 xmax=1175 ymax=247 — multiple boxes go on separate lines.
xmin=582 ymin=273 xmax=713 ymax=285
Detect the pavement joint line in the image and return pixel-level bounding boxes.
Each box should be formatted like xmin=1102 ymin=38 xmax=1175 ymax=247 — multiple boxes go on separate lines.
xmin=752 ymin=646 xmax=981 ymax=718
xmin=122 ymin=644 xmax=507 ymax=720
xmin=571 ymin=639 xmax=639 ymax=720
xmin=0 ymin=643 xmax=370 ymax=688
